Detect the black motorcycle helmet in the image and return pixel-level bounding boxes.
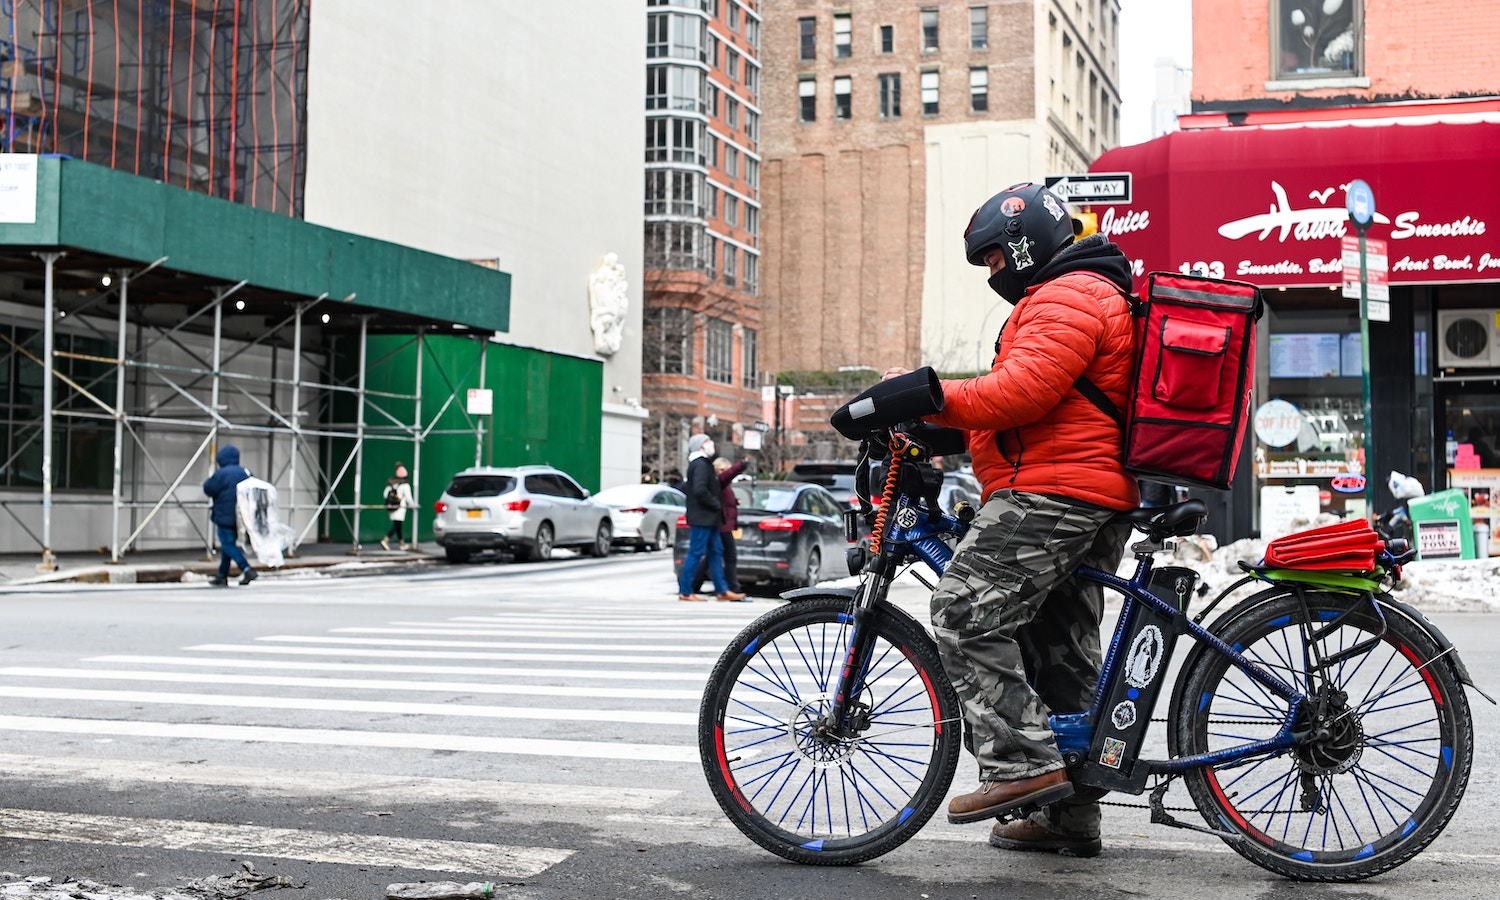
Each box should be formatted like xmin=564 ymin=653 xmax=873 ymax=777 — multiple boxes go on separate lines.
xmin=963 ymin=182 xmax=1076 ymax=301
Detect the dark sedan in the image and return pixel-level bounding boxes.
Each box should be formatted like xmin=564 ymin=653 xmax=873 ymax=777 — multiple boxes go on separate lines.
xmin=673 ymin=480 xmax=848 ymax=592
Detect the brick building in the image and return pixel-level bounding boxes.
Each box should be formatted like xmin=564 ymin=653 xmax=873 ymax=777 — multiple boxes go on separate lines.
xmin=757 ymin=1 xmax=1121 ymax=456
xmin=641 ymin=0 xmax=766 ymax=478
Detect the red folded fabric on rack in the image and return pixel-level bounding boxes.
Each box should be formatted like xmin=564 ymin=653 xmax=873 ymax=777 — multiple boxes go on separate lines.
xmin=1264 ymin=519 xmax=1385 ymax=571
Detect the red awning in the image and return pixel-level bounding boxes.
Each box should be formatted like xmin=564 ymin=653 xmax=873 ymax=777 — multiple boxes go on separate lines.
xmin=1088 ymin=115 xmax=1500 ymax=289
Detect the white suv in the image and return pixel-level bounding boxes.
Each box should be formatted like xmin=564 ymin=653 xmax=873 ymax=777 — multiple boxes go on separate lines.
xmin=432 ymin=465 xmax=613 ymax=564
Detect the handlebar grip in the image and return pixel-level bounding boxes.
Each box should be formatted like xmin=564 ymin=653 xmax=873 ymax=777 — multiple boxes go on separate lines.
xmin=830 ymin=367 xmax=944 ymax=439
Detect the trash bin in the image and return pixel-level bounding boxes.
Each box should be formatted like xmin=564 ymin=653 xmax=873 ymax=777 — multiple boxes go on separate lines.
xmin=1406 ymin=489 xmax=1475 ymax=561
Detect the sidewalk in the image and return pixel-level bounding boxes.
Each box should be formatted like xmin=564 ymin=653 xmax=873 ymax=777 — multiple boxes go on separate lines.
xmin=0 ymin=541 xmax=438 ymax=589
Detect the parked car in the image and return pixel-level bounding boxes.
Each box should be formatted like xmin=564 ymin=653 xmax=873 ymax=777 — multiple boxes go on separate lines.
xmin=938 ymin=470 xmax=983 ymax=513
xmin=594 ymin=483 xmax=685 ymax=551
xmin=674 ymin=480 xmax=847 ymax=592
xmin=432 ymin=465 xmax=612 ymax=564
xmin=787 ymin=459 xmax=866 ymax=506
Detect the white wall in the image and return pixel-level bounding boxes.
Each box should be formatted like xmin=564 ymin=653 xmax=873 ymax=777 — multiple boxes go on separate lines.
xmin=920 ymin=120 xmax=1049 ymax=374
xmin=302 ymin=1 xmax=646 ymax=482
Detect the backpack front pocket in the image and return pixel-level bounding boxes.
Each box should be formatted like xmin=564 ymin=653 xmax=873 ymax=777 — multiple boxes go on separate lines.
xmin=1152 ymin=316 xmax=1229 ymax=410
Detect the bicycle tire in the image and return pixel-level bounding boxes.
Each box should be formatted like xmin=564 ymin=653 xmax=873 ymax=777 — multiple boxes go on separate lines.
xmin=698 ymin=594 xmax=961 ymax=865
xmin=1171 ymin=589 xmax=1473 ymax=881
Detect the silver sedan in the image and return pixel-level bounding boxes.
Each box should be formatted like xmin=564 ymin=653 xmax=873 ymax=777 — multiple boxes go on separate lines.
xmin=594 ymin=483 xmax=686 ymax=551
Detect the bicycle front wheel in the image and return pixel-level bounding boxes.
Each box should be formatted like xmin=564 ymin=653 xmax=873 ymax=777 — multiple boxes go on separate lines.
xmin=1174 ymin=590 xmax=1473 ymax=881
xmin=699 ymin=594 xmax=961 ymax=865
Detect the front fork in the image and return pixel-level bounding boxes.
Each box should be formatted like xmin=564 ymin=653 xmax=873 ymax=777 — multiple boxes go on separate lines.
xmin=819 ymin=546 xmax=901 ymax=740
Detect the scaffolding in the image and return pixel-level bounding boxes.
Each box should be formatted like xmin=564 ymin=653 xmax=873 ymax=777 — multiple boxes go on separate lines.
xmin=0 ymin=251 xmax=501 ymax=571
xmin=0 ymin=0 xmax=308 ymax=215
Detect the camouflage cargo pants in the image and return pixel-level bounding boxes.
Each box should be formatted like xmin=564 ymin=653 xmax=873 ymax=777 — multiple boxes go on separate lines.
xmin=930 ymin=489 xmax=1129 ymax=837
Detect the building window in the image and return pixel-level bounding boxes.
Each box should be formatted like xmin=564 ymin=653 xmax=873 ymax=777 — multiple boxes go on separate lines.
xmin=644 ymin=306 xmax=693 ymax=375
xmin=799 ymin=17 xmax=816 ymax=61
xmin=921 ymin=70 xmax=939 ymax=115
xmin=834 ymin=13 xmax=852 ymax=58
xmin=1273 ymin=0 xmax=1360 ymax=79
xmin=878 ymin=72 xmax=901 ymax=118
xmin=746 ymin=17 xmax=760 ymax=49
xmin=727 ymin=49 xmax=740 ymax=83
xmin=741 ymin=327 xmax=759 ymax=388
xmin=705 ymin=318 xmax=734 ymax=384
xmin=646 ymin=68 xmax=666 ymax=110
xmin=728 ymin=0 xmax=740 ymax=33
xmin=647 ymin=12 xmax=706 ymax=62
xmin=799 ymin=77 xmax=816 ymax=122
xmin=672 ymin=117 xmax=702 ymax=164
xmin=723 ymin=244 xmax=738 ymax=289
xmin=0 ymin=327 xmax=116 ymax=490
xmin=744 ymin=109 xmax=759 ymax=142
xmin=880 ymin=24 xmax=894 ymax=53
xmin=969 ymin=67 xmax=988 ymax=112
xmin=725 ymin=194 xmax=739 ymax=228
xmin=706 ymin=183 xmax=718 ymax=219
xmin=744 ymin=157 xmax=759 ymax=189
xmin=645 ymin=119 xmax=668 ymax=161
xmin=745 ymin=62 xmax=759 ymax=98
xmin=833 ymin=76 xmax=852 ymax=119
xmin=727 ymin=98 xmax=739 ymax=130
xmin=921 ymin=8 xmax=939 ymax=52
xmin=725 ymin=145 xmax=739 ymax=179
xmin=706 ymin=133 xmax=718 ymax=168
xmin=644 ymin=169 xmax=706 ymax=218
xmin=969 ymin=6 xmax=988 ymax=49
xmin=744 ymin=204 xmax=758 ymax=242
xmin=742 ymin=253 xmax=759 ymax=296
xmin=644 ymin=221 xmax=708 ymax=273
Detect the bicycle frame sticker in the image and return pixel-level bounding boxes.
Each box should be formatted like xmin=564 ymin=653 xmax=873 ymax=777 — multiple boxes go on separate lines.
xmin=1124 ymin=625 xmax=1165 ymax=688
xmin=1100 ymin=737 xmax=1126 ymax=769
xmin=1110 ymin=700 xmax=1137 ymax=729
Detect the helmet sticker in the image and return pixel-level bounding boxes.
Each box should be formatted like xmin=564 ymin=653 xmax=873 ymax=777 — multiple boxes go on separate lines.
xmin=1041 ymin=193 xmax=1067 ymax=222
xmin=1009 ymin=236 xmax=1035 ymax=270
xmin=1000 ymin=196 xmax=1026 ymax=216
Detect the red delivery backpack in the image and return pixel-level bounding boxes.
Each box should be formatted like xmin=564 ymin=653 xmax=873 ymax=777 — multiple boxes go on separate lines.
xmin=1076 ymin=271 xmax=1264 ymax=491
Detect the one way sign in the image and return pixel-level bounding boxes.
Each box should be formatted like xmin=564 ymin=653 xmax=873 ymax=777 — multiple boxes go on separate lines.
xmin=1044 ymin=172 xmax=1132 ymax=204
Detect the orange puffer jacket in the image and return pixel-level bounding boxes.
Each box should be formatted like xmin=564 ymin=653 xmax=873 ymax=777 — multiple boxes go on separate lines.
xmin=928 ymin=271 xmax=1139 ymax=510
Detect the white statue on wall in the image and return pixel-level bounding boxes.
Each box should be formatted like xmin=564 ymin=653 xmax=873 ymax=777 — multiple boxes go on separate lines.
xmin=589 ymin=252 xmax=630 ymax=356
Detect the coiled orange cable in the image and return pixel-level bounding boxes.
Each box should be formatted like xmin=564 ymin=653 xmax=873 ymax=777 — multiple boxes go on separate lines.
xmin=866 ymin=438 xmax=905 ymax=557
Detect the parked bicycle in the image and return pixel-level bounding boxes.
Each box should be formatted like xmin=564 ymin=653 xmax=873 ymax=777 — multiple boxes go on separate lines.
xmin=698 ymin=402 xmax=1488 ymax=881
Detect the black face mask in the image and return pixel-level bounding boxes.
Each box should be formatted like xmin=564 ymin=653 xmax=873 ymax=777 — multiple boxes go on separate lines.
xmin=988 ymin=268 xmax=1029 ymax=303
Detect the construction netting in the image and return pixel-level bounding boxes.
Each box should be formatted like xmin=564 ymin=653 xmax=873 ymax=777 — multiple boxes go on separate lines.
xmin=0 ymin=0 xmax=309 ymax=216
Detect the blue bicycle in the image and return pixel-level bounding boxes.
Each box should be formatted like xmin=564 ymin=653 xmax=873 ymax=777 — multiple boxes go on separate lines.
xmin=699 ymin=412 xmax=1484 ymax=881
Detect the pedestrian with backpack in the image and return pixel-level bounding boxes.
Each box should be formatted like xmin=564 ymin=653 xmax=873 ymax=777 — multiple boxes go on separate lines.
xmin=381 ymin=463 xmax=416 ymax=551
xmin=880 ymin=182 xmax=1138 ymax=857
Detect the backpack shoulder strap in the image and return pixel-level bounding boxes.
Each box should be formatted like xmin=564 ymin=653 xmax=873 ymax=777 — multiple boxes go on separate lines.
xmin=1074 ymin=374 xmax=1125 ymax=430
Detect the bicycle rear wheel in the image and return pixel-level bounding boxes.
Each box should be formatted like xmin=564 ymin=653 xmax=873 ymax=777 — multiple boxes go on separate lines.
xmin=699 ymin=594 xmax=961 ymax=865
xmin=1173 ymin=590 xmax=1473 ymax=881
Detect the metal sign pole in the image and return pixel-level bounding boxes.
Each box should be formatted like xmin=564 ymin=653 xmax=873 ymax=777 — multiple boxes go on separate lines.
xmin=1347 ymin=179 xmax=1377 ymax=523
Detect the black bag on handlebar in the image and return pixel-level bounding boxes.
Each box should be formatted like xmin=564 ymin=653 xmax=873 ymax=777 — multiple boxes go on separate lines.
xmin=830 ymin=367 xmax=944 ymax=440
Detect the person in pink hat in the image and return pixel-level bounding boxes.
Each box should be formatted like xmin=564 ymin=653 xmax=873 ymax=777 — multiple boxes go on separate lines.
xmin=381 ymin=462 xmax=416 ymax=551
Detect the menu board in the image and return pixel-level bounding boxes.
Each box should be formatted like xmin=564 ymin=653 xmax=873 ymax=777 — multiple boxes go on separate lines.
xmin=1269 ymin=333 xmax=1342 ymax=378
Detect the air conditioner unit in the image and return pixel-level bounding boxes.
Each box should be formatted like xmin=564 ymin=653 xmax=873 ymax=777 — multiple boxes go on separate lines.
xmin=1436 ymin=308 xmax=1500 ymax=368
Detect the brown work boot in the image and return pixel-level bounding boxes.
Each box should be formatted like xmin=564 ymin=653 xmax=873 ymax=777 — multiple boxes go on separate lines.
xmin=989 ymin=817 xmax=1101 ymax=858
xmin=946 ymin=769 xmax=1074 ymax=824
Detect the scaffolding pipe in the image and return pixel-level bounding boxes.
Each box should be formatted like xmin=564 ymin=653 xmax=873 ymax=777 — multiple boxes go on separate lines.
xmin=207 ymin=290 xmax=225 ymax=560
xmin=288 ymin=303 xmax=303 ymax=551
xmin=110 ymin=270 xmax=129 ymax=563
xmin=350 ymin=315 xmax=369 ymax=553
xmin=475 ymin=339 xmax=488 ymax=468
xmin=36 ymin=251 xmax=62 ymax=572
xmin=412 ymin=329 xmax=424 ymax=549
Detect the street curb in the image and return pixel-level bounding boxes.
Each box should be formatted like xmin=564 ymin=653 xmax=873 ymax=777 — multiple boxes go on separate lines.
xmin=4 ymin=553 xmax=438 ymax=587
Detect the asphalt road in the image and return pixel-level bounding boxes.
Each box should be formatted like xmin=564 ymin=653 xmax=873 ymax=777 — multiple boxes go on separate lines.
xmin=1 ymin=552 xmax=1497 ymax=899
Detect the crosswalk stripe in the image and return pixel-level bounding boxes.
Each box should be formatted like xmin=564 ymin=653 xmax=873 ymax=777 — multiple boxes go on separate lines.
xmin=256 ymin=634 xmax=730 ymax=653
xmin=0 ymin=685 xmax=696 ymax=725
xmin=1 ymin=667 xmax=703 ymax=700
xmin=0 ymin=715 xmax=699 ymax=762
xmin=183 ymin=643 xmax=720 ymax=665
xmin=0 ymin=754 xmax=676 ymax=809
xmin=340 ymin=625 xmax=747 ymax=640
xmin=87 ymin=654 xmax=713 ymax=682
xmin=0 ymin=808 xmax=572 ymax=877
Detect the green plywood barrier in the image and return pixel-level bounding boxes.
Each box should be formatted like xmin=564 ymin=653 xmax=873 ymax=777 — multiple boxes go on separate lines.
xmin=325 ymin=335 xmax=602 ymax=545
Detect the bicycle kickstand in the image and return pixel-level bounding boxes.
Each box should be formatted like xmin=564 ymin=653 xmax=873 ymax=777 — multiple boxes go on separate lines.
xmin=1148 ymin=777 xmax=1242 ymax=842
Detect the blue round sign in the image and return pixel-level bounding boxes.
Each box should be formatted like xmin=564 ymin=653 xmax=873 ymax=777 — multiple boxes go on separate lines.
xmin=1346 ymin=179 xmax=1376 ymax=229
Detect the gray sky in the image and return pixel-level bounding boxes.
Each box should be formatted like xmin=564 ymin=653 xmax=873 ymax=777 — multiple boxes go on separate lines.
xmin=1118 ymin=0 xmax=1193 ymax=146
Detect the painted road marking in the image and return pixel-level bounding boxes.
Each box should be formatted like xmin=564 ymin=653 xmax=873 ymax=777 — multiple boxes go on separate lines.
xmin=88 ymin=655 xmax=711 ymax=681
xmin=0 ymin=808 xmax=572 ymax=877
xmin=0 ymin=755 xmax=676 ymax=809
xmin=182 ymin=643 xmax=719 ymax=665
xmin=255 ymin=634 xmax=730 ymax=653
xmin=0 ymin=716 xmax=699 ymax=762
xmin=0 ymin=667 xmax=703 ymax=700
xmin=0 ymin=685 xmax=696 ymax=725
